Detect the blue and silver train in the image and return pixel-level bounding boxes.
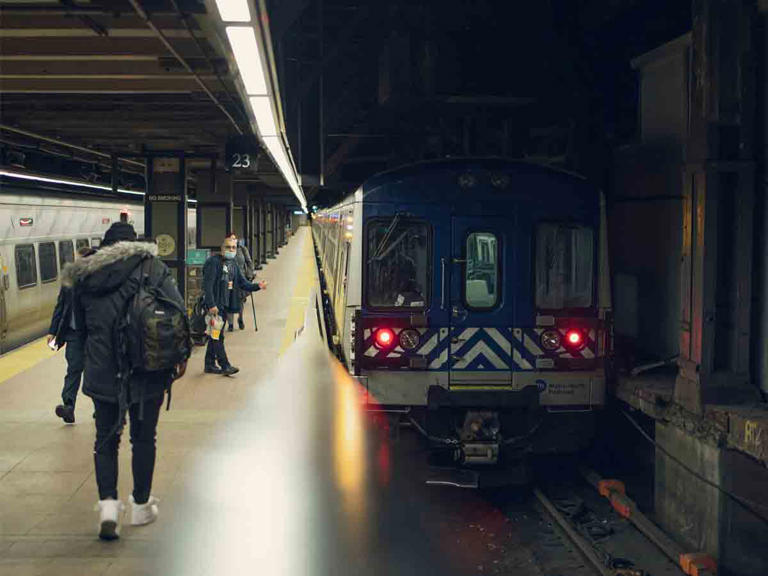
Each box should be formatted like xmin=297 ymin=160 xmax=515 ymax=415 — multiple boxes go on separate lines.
xmin=313 ymin=158 xmax=611 ymax=469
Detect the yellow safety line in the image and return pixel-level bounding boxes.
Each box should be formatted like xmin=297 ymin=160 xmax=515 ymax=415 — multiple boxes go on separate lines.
xmin=0 ymin=337 xmax=54 ymax=384
xmin=279 ymin=229 xmax=318 ymax=354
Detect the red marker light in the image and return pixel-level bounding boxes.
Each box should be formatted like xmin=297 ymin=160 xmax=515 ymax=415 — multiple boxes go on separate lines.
xmin=374 ymin=328 xmax=395 ymax=348
xmin=564 ymin=329 xmax=584 ymax=348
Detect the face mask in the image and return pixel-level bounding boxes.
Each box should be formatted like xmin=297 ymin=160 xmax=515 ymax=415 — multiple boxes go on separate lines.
xmin=223 ymin=251 xmax=236 ymax=260
xmin=238 ymin=239 xmax=245 ymax=247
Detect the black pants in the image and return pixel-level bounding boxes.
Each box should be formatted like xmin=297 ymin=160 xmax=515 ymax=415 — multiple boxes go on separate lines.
xmin=62 ymin=335 xmax=84 ymax=407
xmin=205 ymin=311 xmax=231 ymax=368
xmin=93 ymin=396 xmax=163 ymax=504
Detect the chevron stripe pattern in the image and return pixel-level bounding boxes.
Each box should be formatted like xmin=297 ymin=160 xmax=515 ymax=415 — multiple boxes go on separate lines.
xmin=361 ymin=324 xmax=600 ymax=371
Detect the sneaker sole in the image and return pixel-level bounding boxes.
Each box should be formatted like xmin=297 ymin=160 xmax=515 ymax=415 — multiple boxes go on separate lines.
xmin=99 ymin=520 xmax=119 ymax=540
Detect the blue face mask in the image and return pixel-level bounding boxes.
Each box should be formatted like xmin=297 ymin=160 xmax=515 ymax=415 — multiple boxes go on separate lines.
xmin=238 ymin=239 xmax=245 ymax=247
xmin=223 ymin=251 xmax=236 ymax=260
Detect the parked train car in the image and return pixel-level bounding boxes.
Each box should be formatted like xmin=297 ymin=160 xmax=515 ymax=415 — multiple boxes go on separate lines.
xmin=0 ymin=192 xmax=196 ymax=354
xmin=313 ymin=158 xmax=612 ymax=473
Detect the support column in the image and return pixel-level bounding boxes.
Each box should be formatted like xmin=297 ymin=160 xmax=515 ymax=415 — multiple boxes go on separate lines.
xmin=675 ymin=0 xmax=759 ymax=412
xmin=144 ymin=155 xmax=187 ymax=295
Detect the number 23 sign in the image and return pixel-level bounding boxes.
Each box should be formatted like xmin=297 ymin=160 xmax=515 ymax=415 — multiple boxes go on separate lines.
xmin=231 ymin=153 xmax=251 ymax=169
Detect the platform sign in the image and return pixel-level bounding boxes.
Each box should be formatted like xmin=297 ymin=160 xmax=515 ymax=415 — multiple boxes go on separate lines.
xmin=226 ymin=135 xmax=260 ymax=176
xmin=186 ymin=249 xmax=210 ymax=266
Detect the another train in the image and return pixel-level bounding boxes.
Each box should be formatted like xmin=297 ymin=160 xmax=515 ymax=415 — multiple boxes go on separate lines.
xmin=0 ymin=191 xmax=195 ymax=354
xmin=313 ymin=158 xmax=611 ymax=472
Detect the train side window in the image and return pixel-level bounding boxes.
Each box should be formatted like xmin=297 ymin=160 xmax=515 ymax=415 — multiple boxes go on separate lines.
xmin=39 ymin=242 xmax=58 ymax=283
xmin=59 ymin=240 xmax=75 ymax=268
xmin=15 ymin=245 xmax=38 ymax=289
xmin=76 ymin=239 xmax=90 ymax=251
xmin=535 ymin=224 xmax=594 ymax=309
xmin=464 ymin=232 xmax=499 ymax=309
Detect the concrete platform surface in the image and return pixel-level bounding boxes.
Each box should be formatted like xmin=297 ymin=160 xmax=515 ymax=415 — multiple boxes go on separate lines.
xmin=0 ymin=227 xmax=314 ymax=576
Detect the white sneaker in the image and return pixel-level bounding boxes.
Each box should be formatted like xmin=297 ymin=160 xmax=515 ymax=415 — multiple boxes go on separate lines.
xmin=129 ymin=495 xmax=159 ymax=526
xmin=95 ymin=499 xmax=124 ymax=540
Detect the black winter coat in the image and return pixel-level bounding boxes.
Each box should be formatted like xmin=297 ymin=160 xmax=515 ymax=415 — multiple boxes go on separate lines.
xmin=48 ymin=286 xmax=77 ymax=346
xmin=63 ymin=241 xmax=183 ymax=404
xmin=202 ymin=254 xmax=260 ymax=312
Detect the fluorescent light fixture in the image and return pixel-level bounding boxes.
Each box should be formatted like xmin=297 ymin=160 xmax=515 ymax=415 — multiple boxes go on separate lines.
xmin=249 ymin=96 xmax=277 ymax=137
xmin=0 ymin=169 xmax=144 ymax=196
xmin=226 ymin=26 xmax=268 ymax=95
xmin=215 ymin=0 xmax=251 ymax=22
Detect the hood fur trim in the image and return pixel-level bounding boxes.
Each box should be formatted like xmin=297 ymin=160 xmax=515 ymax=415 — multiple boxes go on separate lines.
xmin=62 ymin=241 xmax=158 ymax=287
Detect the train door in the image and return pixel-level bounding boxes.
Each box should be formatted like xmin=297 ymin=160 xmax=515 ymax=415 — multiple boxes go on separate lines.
xmin=0 ymin=251 xmax=7 ymax=354
xmin=449 ymin=217 xmax=514 ymax=387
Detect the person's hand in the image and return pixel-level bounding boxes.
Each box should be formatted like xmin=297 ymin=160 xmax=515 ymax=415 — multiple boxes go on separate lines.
xmin=258 ymin=280 xmax=268 ymax=290
xmin=174 ymin=361 xmax=188 ymax=380
xmin=208 ymin=306 xmax=219 ymax=316
xmin=47 ymin=334 xmax=55 ymax=345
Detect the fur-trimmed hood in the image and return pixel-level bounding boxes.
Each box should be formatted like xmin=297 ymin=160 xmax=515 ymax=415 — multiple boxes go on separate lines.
xmin=62 ymin=241 xmax=158 ymax=290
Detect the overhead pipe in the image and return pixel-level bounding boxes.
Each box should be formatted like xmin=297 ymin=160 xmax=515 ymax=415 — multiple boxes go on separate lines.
xmin=127 ymin=0 xmax=244 ymax=135
xmin=0 ymin=123 xmax=145 ymax=169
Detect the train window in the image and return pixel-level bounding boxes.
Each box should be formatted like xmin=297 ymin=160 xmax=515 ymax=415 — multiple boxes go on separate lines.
xmin=59 ymin=240 xmax=75 ymax=268
xmin=366 ymin=218 xmax=430 ymax=308
xmin=76 ymin=239 xmax=90 ymax=251
xmin=535 ymin=224 xmax=594 ymax=309
xmin=15 ymin=245 xmax=37 ymax=289
xmin=39 ymin=242 xmax=58 ymax=283
xmin=464 ymin=232 xmax=499 ymax=309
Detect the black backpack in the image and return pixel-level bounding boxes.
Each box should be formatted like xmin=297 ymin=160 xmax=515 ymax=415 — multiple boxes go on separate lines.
xmin=189 ymin=294 xmax=208 ymax=346
xmin=123 ymin=258 xmax=191 ymax=373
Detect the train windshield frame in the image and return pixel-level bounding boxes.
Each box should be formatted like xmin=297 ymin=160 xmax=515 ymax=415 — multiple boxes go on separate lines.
xmin=365 ymin=217 xmax=431 ymax=310
xmin=535 ymin=222 xmax=594 ymax=309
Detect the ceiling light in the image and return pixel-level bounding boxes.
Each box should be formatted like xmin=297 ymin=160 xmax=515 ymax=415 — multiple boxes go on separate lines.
xmin=226 ymin=26 xmax=268 ymax=95
xmin=249 ymin=96 xmax=278 ymax=137
xmin=215 ymin=0 xmax=251 ymax=22
xmin=0 ymin=169 xmax=144 ymax=196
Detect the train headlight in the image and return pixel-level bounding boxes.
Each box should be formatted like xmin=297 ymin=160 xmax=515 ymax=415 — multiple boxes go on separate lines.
xmin=540 ymin=330 xmax=561 ymax=351
xmin=563 ymin=329 xmax=586 ymax=350
xmin=398 ymin=329 xmax=420 ymax=351
xmin=374 ymin=328 xmax=395 ymax=349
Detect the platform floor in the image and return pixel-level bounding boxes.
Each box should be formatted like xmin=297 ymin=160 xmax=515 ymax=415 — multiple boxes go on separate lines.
xmin=0 ymin=227 xmax=315 ymax=575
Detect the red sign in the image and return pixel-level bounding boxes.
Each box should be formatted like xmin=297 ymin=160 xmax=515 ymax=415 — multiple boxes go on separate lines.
xmin=19 ymin=218 xmax=33 ymax=227
xmin=102 ymin=218 xmax=111 ymax=225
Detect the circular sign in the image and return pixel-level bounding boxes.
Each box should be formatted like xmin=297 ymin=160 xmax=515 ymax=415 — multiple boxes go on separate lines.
xmin=156 ymin=234 xmax=176 ymax=257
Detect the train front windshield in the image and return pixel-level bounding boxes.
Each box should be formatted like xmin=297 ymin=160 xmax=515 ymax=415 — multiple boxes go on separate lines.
xmin=366 ymin=218 xmax=430 ymax=308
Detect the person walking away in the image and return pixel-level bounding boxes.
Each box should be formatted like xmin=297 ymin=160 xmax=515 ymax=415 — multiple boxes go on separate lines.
xmin=64 ymin=222 xmax=189 ymax=540
xmin=226 ymin=233 xmax=255 ymax=331
xmin=202 ymin=235 xmax=267 ymax=375
xmin=49 ymin=246 xmax=96 ymax=423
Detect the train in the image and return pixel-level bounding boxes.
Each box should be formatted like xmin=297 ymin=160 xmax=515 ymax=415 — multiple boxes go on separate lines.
xmin=312 ymin=158 xmax=612 ymax=475
xmin=0 ymin=191 xmax=195 ymax=354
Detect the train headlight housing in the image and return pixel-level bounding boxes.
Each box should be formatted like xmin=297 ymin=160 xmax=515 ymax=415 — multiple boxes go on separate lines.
xmin=374 ymin=328 xmax=395 ymax=349
xmin=398 ymin=329 xmax=420 ymax=351
xmin=540 ymin=330 xmax=561 ymax=351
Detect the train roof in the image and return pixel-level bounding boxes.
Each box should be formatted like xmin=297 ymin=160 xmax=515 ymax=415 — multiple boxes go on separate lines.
xmin=361 ymin=157 xmax=587 ymax=193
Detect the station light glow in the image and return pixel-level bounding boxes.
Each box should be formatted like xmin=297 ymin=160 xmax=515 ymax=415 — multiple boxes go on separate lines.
xmin=220 ymin=9 xmax=308 ymax=213
xmin=214 ymin=0 xmax=251 ymax=22
xmin=225 ymin=26 xmax=268 ymax=95
xmin=0 ymin=169 xmax=198 ymax=204
xmin=249 ymin=96 xmax=278 ymax=137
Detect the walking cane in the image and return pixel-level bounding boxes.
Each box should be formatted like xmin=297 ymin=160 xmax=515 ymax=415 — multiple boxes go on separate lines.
xmin=250 ymin=292 xmax=258 ymax=332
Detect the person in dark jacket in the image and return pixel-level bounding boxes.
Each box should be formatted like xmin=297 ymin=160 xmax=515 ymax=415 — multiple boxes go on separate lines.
xmin=48 ymin=246 xmax=96 ymax=423
xmin=64 ymin=222 xmax=188 ymax=541
xmin=226 ymin=233 xmax=255 ymax=331
xmin=202 ymin=235 xmax=267 ymax=375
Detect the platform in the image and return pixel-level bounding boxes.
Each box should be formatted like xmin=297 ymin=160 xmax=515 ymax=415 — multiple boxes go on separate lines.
xmin=0 ymin=228 xmax=318 ymax=575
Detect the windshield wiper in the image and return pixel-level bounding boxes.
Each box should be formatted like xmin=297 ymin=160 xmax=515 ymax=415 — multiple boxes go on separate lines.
xmin=369 ymin=214 xmax=401 ymax=263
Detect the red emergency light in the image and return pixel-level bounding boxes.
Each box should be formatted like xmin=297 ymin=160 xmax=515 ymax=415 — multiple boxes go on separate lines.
xmin=564 ymin=329 xmax=585 ymax=350
xmin=374 ymin=328 xmax=395 ymax=349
